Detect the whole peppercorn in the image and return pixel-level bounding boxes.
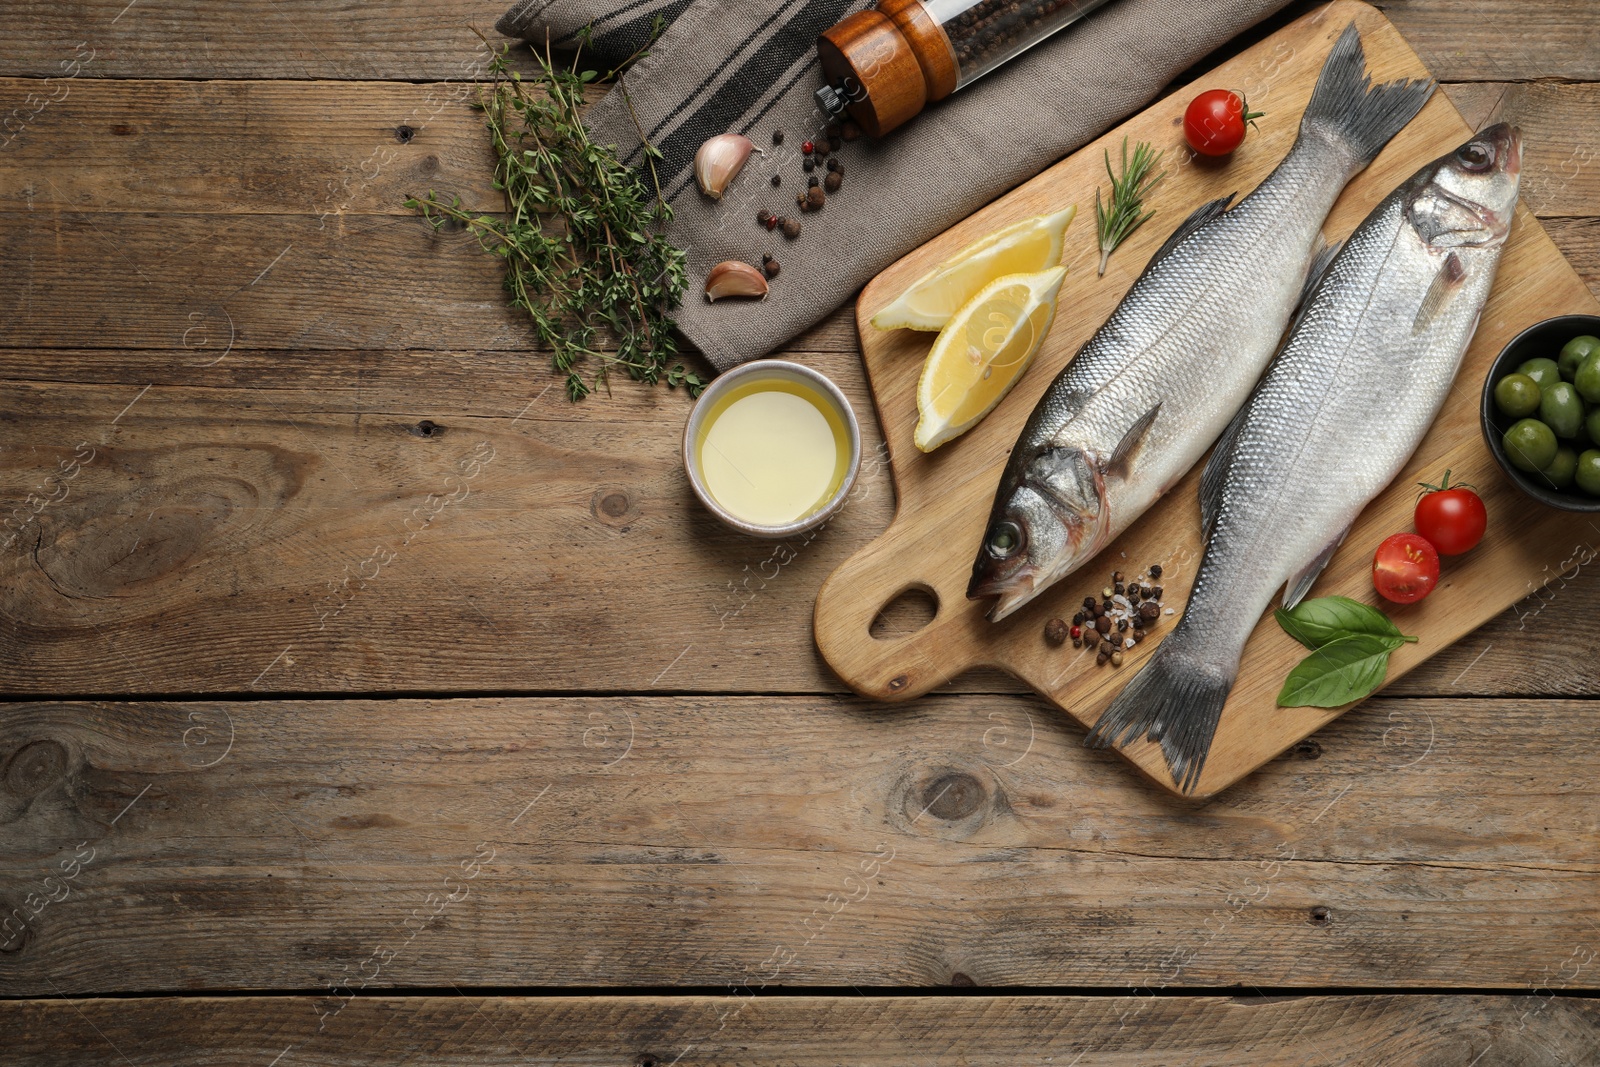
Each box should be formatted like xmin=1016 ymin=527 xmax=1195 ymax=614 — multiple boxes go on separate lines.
xmin=824 ymin=171 xmax=842 ymax=193
xmin=1111 ymin=650 xmax=1124 ymax=667
xmin=814 ymin=143 xmax=829 ymax=159
xmin=1133 ymin=631 xmax=1144 ymax=644
xmin=1113 ymin=571 xmax=1123 ymax=583
xmin=1095 ymin=616 xmax=1111 ymax=635
xmin=773 ymin=129 xmax=785 ymax=145
xmin=827 ymin=134 xmax=842 ymax=151
xmin=757 ymin=209 xmax=774 ymax=226
xmin=780 ymin=217 xmax=801 ymax=239
xmin=825 ymin=121 xmax=842 ymax=138
xmin=827 ymin=157 xmax=843 ymax=174
xmin=808 ymin=175 xmax=820 ymax=188
xmin=1044 ymin=618 xmax=1069 ymax=646
xmin=1117 ymin=618 xmax=1128 ymax=633
xmin=770 ymin=173 xmax=781 ymax=187
xmin=1113 ymin=581 xmax=1125 ymax=595
xmin=1150 ymin=564 xmax=1163 ymax=579
xmin=801 ymin=139 xmax=815 ymax=154
xmin=1139 ymin=601 xmax=1160 ymax=622
xmin=1072 ymin=637 xmax=1082 ymax=649
xmin=1151 ymin=586 xmax=1164 ymax=600
xmin=761 ymin=253 xmax=780 ymax=279
xmin=1102 ymin=586 xmax=1114 ymax=599
xmin=1097 ymin=649 xmax=1110 ymax=665
xmin=1083 ymin=596 xmax=1096 ymax=611
xmin=803 ymin=158 xmax=815 ymax=173
xmin=806 ymin=186 xmax=825 ymax=209
xmin=1071 ymin=611 xmax=1085 ymax=626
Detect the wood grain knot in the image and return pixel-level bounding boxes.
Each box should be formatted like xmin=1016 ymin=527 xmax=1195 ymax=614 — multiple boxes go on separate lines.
xmin=1308 ymin=905 xmax=1333 ymax=926
xmin=411 ymin=419 xmax=443 ymax=438
xmin=591 ymin=486 xmax=640 ymax=528
xmin=0 ymin=913 xmax=33 ymax=955
xmin=918 ymin=771 xmax=986 ymax=821
xmin=394 ymin=124 xmax=416 ymax=143
xmin=1291 ymin=739 xmax=1322 ymax=760
xmin=887 ymin=674 xmax=909 ymax=692
xmin=109 ymin=122 xmax=134 ymax=136
xmin=4 ymin=740 xmax=70 ymax=798
xmin=949 ymin=971 xmax=976 ymax=986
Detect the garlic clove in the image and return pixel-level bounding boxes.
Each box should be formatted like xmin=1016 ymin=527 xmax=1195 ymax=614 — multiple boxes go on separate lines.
xmin=704 ymin=260 xmax=769 ymax=302
xmin=694 ymin=133 xmax=756 ymax=200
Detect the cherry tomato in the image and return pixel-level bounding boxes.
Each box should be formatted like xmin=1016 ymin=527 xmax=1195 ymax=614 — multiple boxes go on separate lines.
xmin=1183 ymin=89 xmax=1263 ymax=156
xmin=1372 ymin=533 xmax=1441 ymax=605
xmin=1413 ymin=471 xmax=1487 ymax=555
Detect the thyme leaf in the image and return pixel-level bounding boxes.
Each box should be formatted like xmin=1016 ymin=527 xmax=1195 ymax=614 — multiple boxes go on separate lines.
xmin=406 ymin=25 xmax=706 ymax=401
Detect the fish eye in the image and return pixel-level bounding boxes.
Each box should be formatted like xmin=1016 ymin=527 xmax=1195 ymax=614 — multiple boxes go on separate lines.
xmin=986 ymin=520 xmax=1023 ymax=559
xmin=1457 ymin=141 xmax=1492 ymax=172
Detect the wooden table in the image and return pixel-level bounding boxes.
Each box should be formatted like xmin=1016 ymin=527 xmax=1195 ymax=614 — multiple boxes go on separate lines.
xmin=1 ymin=1 xmax=1596 ymax=1062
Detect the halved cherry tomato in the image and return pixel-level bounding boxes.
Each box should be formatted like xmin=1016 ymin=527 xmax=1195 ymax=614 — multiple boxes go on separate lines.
xmin=1183 ymin=89 xmax=1263 ymax=156
xmin=1414 ymin=471 xmax=1487 ymax=555
xmin=1373 ymin=533 xmax=1440 ymax=605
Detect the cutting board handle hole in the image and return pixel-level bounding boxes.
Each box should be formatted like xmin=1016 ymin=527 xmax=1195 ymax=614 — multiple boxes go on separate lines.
xmin=869 ymin=584 xmax=939 ymax=641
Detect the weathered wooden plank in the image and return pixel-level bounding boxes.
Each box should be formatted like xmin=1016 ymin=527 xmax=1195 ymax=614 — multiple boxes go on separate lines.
xmin=3 ymin=351 xmax=1599 ymax=696
xmin=0 ymin=697 xmax=1593 ymax=994
xmin=2 ymin=0 xmax=1594 ymax=81
xmin=0 ymin=0 xmax=505 ymax=81
xmin=1376 ymin=0 xmax=1600 ymax=82
xmin=3 ymin=994 xmax=1597 ymax=1066
xmin=5 ymin=79 xmax=1596 ymax=219
xmin=0 ymin=212 xmax=864 ymax=353
xmin=0 ymin=79 xmax=502 ymax=216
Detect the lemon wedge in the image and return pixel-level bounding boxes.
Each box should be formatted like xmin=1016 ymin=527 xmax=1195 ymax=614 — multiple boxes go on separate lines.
xmin=872 ymin=205 xmax=1075 ymax=332
xmin=914 ymin=266 xmax=1066 ymax=453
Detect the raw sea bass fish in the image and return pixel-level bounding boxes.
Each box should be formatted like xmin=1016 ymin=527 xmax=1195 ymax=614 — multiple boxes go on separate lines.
xmin=1089 ymin=124 xmax=1523 ymax=793
xmin=968 ymin=24 xmax=1434 ymax=622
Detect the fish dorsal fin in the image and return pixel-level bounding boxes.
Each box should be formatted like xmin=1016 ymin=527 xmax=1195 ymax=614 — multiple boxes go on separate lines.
xmin=1149 ymin=194 xmax=1236 ymax=265
xmin=1282 ymin=524 xmax=1352 ymax=610
xmin=1414 ymin=251 xmax=1466 ymax=333
xmin=1199 ymin=401 xmax=1251 ymax=539
xmin=1106 ymin=403 xmax=1162 ymax=477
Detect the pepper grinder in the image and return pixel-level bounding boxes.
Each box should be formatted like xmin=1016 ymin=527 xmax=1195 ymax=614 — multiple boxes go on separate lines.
xmin=817 ymin=0 xmax=1115 ymax=137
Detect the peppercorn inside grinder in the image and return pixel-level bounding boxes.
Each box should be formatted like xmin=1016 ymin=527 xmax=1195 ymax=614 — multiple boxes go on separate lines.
xmin=816 ymin=0 xmax=1114 ymax=137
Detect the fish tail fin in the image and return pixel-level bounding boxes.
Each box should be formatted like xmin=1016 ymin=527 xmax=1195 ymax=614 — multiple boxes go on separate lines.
xmin=1084 ymin=641 xmax=1234 ymax=795
xmin=1300 ymin=23 xmax=1435 ymax=171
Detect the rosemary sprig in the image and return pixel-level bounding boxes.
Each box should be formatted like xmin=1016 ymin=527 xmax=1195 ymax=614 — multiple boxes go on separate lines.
xmin=1094 ymin=137 xmax=1168 ymax=276
xmin=406 ymin=27 xmax=705 ymax=401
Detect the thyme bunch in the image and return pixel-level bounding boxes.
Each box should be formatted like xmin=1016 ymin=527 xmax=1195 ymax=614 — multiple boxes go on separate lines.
xmin=1094 ymin=137 xmax=1168 ymax=277
xmin=407 ymin=31 xmax=704 ymax=400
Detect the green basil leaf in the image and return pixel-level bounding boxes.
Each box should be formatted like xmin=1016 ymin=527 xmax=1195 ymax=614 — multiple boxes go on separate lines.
xmin=1274 ymin=595 xmax=1417 ymax=650
xmin=1276 ymin=633 xmax=1401 ymax=708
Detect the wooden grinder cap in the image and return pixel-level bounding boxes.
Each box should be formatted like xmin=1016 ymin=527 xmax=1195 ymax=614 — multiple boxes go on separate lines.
xmin=817 ymin=0 xmax=959 ymax=138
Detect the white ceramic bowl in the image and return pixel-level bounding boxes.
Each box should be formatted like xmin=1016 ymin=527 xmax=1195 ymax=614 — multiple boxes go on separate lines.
xmin=682 ymin=360 xmax=862 ymax=538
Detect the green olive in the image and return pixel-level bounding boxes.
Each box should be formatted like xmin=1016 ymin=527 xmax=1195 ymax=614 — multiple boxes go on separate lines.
xmin=1575 ymin=350 xmax=1600 ymax=405
xmin=1587 ymin=406 xmax=1600 ymax=447
xmin=1539 ymin=446 xmax=1578 ymax=490
xmin=1518 ymin=357 xmax=1562 ymax=390
xmin=1539 ymin=381 xmax=1587 ymax=439
xmin=1558 ymin=335 xmax=1600 ymax=381
xmin=1577 ymin=449 xmax=1600 ymax=497
xmin=1504 ymin=418 xmax=1559 ymax=472
xmin=1494 ymin=373 xmax=1542 ymax=418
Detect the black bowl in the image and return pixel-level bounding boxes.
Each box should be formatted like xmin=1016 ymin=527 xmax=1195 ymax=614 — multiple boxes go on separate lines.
xmin=1480 ymin=313 xmax=1600 ymax=512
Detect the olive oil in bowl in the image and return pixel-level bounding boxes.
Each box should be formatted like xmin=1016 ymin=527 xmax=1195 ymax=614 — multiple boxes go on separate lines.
xmin=683 ymin=361 xmax=862 ymax=537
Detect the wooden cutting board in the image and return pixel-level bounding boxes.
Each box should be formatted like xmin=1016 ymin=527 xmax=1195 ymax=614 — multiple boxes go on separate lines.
xmin=813 ymin=0 xmax=1600 ymax=797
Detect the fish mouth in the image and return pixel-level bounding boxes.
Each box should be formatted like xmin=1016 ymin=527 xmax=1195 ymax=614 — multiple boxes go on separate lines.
xmin=982 ymin=572 xmax=1039 ymax=623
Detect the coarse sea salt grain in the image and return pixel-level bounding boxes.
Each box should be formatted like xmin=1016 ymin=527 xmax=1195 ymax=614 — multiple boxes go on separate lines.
xmin=1164 ymin=607 xmax=1175 ymax=615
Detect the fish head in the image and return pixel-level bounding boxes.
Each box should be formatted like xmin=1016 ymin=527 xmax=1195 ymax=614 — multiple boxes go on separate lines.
xmin=1408 ymin=123 xmax=1522 ymax=249
xmin=968 ymin=446 xmax=1107 ymax=621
